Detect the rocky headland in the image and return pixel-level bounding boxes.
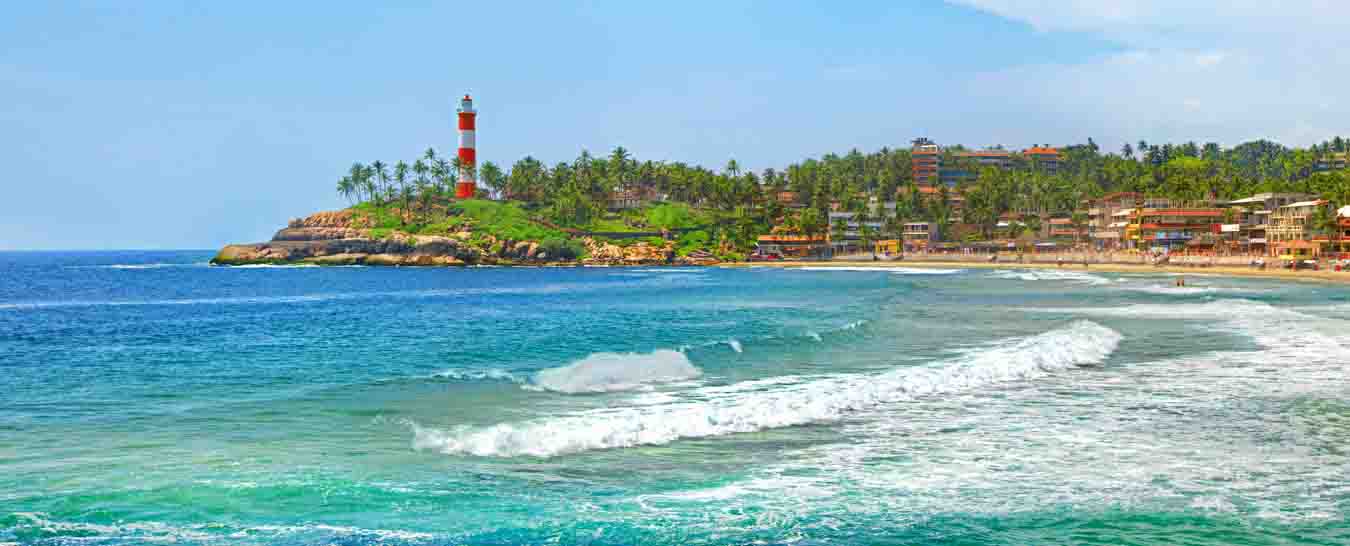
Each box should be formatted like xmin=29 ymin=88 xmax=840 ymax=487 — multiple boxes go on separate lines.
xmin=211 ymin=209 xmax=718 ymax=267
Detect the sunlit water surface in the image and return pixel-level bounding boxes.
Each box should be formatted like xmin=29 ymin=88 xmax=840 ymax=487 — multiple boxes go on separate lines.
xmin=2 ymin=252 xmax=1348 ymax=544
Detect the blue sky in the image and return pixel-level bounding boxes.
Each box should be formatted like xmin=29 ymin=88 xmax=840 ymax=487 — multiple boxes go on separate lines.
xmin=3 ymin=1 xmax=1347 ymax=249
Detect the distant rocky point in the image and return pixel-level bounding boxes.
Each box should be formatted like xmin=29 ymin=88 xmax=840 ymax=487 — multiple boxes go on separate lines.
xmin=212 ymin=208 xmax=717 ymax=267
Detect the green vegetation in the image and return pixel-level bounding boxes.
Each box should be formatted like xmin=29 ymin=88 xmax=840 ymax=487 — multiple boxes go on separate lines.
xmin=336 ymin=136 xmax=1350 ymax=256
xmin=539 ymin=237 xmax=585 ymax=260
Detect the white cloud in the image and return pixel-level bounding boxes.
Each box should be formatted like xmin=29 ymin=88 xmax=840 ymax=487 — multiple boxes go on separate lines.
xmin=948 ymin=0 xmax=1350 ymax=148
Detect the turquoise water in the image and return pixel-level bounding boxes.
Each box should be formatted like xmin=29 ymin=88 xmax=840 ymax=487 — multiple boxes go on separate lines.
xmin=2 ymin=251 xmax=1348 ymax=545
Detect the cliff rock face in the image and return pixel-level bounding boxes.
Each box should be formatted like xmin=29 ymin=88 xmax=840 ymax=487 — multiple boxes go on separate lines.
xmin=212 ymin=211 xmax=480 ymax=266
xmin=213 ymin=210 xmax=714 ymax=267
xmin=581 ymin=238 xmax=677 ymax=265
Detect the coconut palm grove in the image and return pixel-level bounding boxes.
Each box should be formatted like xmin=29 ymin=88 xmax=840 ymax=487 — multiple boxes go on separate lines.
xmin=331 ymin=136 xmax=1350 ymax=261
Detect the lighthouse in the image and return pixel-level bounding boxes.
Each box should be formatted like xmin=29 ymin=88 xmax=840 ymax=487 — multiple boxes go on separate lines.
xmin=455 ymin=94 xmax=477 ymax=199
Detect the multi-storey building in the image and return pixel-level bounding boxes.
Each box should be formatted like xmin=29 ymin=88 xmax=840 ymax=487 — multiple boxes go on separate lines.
xmin=940 ymin=149 xmax=1013 ymax=187
xmin=1315 ymin=152 xmax=1348 ymax=172
xmin=1268 ymin=199 xmax=1329 ymax=252
xmin=1128 ymin=203 xmax=1224 ymax=250
xmin=1047 ymin=217 xmax=1078 ymax=240
xmin=1023 ymin=146 xmax=1062 ymax=173
xmin=902 ymin=222 xmax=938 ymax=249
xmin=1223 ymin=193 xmax=1314 ymax=254
xmin=911 ymin=138 xmax=941 ymax=186
xmin=826 ymin=211 xmax=884 ymax=254
xmin=1087 ymin=192 xmax=1140 ymax=249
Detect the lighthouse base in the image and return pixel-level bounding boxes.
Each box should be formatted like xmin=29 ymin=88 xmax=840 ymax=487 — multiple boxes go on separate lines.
xmin=455 ymin=182 xmax=477 ymax=199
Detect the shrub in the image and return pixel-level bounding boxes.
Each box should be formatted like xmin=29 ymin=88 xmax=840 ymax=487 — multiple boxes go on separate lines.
xmin=539 ymin=237 xmax=584 ymax=260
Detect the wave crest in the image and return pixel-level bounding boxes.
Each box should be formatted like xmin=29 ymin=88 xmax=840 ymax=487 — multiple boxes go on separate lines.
xmin=987 ymin=269 xmax=1111 ymax=285
xmin=412 ymin=321 xmax=1120 ymax=457
xmin=529 ymin=350 xmax=702 ymax=394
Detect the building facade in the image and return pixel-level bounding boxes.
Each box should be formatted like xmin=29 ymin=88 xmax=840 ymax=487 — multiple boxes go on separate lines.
xmin=911 ymin=138 xmax=941 ymax=186
xmin=1268 ymin=200 xmax=1329 ymax=255
xmin=1128 ymin=205 xmax=1224 ymax=250
xmin=1023 ymin=146 xmax=1062 ymax=173
xmin=1088 ymin=192 xmax=1140 ymax=249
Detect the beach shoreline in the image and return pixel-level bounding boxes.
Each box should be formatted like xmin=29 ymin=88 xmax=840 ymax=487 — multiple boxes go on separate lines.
xmin=720 ymin=258 xmax=1350 ymax=284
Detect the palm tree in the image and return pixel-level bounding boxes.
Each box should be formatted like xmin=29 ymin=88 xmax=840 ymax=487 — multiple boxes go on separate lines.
xmin=337 ymin=176 xmax=355 ymax=205
xmin=1309 ymin=204 xmax=1339 ymax=256
xmin=371 ymin=160 xmax=389 ymax=205
xmin=348 ymin=162 xmax=368 ymax=203
xmin=393 ymin=161 xmax=410 ymax=223
xmin=724 ymin=159 xmax=740 ymax=179
xmin=609 ymin=146 xmax=631 ymax=191
xmin=1070 ymin=211 xmax=1089 ymax=246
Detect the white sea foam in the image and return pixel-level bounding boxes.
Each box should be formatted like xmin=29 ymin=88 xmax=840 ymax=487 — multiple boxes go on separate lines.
xmin=431 ymin=368 xmax=524 ymax=383
xmin=1115 ymin=283 xmax=1265 ymax=296
xmin=528 ymin=350 xmax=703 ymax=394
xmin=76 ymin=263 xmax=209 ymax=270
xmin=725 ymin=339 xmax=743 ymax=353
xmin=222 ymin=263 xmax=321 ymax=268
xmin=412 ymin=321 xmax=1120 ymax=457
xmin=5 ymin=512 xmax=435 ymax=543
xmin=987 ymin=269 xmax=1112 ymax=285
xmin=795 ymin=266 xmax=963 ymax=275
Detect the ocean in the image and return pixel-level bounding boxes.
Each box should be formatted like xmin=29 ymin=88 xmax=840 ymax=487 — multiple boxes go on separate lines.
xmin=2 ymin=251 xmax=1348 ymax=545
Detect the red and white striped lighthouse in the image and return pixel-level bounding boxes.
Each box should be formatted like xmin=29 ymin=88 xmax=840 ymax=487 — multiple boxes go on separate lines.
xmin=454 ymin=94 xmax=477 ymax=199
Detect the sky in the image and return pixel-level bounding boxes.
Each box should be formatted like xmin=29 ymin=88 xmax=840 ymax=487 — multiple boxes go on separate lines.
xmin=3 ymin=1 xmax=1348 ymax=249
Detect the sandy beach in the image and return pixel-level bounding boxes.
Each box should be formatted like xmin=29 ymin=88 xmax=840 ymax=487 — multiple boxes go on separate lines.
xmin=722 ymin=258 xmax=1350 ymax=284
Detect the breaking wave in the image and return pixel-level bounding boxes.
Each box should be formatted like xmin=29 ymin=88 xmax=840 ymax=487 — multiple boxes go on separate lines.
xmin=795 ymin=266 xmax=964 ymax=275
xmin=1115 ymin=284 xmax=1264 ymax=296
xmin=2 ymin=512 xmax=434 ymax=544
xmin=431 ymin=368 xmax=525 ymax=383
xmin=987 ymin=269 xmax=1112 ymax=285
xmin=528 ymin=350 xmax=703 ymax=394
xmin=411 ymin=321 xmax=1120 ymax=457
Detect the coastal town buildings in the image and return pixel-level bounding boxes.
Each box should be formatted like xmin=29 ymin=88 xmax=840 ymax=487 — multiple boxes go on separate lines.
xmin=902 ymin=222 xmax=939 ymax=249
xmin=826 ymin=211 xmax=884 ymax=254
xmin=1047 ymin=217 xmax=1078 ymax=240
xmin=1087 ymin=192 xmax=1140 ymax=249
xmin=1268 ymin=199 xmax=1330 ymax=256
xmin=1222 ymin=193 xmax=1314 ymax=254
xmin=1127 ymin=202 xmax=1224 ymax=250
xmin=755 ymin=233 xmax=830 ymax=259
xmin=911 ymin=138 xmax=941 ymax=186
xmin=1023 ymin=146 xmax=1062 ymax=173
xmin=1314 ymin=152 xmax=1348 ymax=172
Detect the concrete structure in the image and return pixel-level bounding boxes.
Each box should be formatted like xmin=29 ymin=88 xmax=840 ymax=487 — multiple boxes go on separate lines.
xmin=1087 ymin=192 xmax=1140 ymax=249
xmin=455 ymin=94 xmax=478 ymax=199
xmin=607 ymin=188 xmax=644 ymax=211
xmin=826 ymin=211 xmax=873 ymax=254
xmin=911 ymin=138 xmax=941 ymax=186
xmin=755 ymin=234 xmax=830 ymax=259
xmin=1315 ymin=152 xmax=1348 ymax=172
xmin=1047 ymin=217 xmax=1078 ymax=240
xmin=1023 ymin=146 xmax=1062 ymax=173
xmin=1268 ymin=200 xmax=1329 ymax=254
xmin=1223 ymin=193 xmax=1314 ymax=254
xmin=941 ymin=149 xmax=1013 ymax=186
xmin=774 ymin=191 xmax=804 ymax=208
xmin=1128 ymin=206 xmax=1224 ymax=250
xmin=902 ymin=222 xmax=938 ymax=249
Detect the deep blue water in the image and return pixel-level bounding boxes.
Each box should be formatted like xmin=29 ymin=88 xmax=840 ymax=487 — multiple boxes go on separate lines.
xmin=1 ymin=251 xmax=1348 ymax=545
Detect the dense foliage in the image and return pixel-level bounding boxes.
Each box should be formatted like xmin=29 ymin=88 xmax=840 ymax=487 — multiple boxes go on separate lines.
xmin=337 ymin=137 xmax=1350 ymax=247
